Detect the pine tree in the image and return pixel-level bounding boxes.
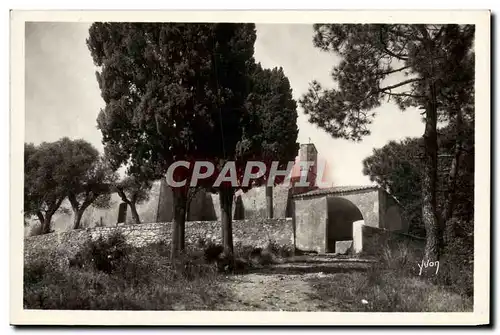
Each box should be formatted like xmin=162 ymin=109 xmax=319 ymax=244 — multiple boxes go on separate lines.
xmin=300 ymin=24 xmax=474 ymax=261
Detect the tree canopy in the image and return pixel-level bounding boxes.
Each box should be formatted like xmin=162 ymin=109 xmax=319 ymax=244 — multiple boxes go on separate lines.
xmin=24 ymin=138 xmax=114 ymax=233
xmin=87 ymin=23 xmax=258 ymax=258
xmin=88 ymin=23 xmax=257 ymax=179
xmin=59 ymin=138 xmax=116 ymax=229
xmin=24 ymin=141 xmax=67 ymax=233
xmin=242 ymin=63 xmax=299 ymax=185
xmin=88 ymin=23 xmax=300 ymax=258
xmin=300 ymin=24 xmax=474 ymax=261
xmin=363 ymin=121 xmax=474 ymax=238
xmin=212 ymin=63 xmax=299 ymax=255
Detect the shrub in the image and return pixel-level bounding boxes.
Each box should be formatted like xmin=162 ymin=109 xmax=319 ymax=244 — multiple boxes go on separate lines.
xmin=432 ymin=236 xmax=474 ymax=297
xmin=203 ymin=242 xmax=224 ymax=263
xmin=375 ymin=234 xmax=473 ymax=301
xmin=379 ymin=240 xmax=423 ymax=276
xmin=265 ymin=240 xmax=294 ymax=258
xmin=306 ymin=233 xmax=473 ymax=312
xmin=74 ymin=231 xmax=132 ymax=273
xmin=24 ymin=240 xmax=230 ymax=310
xmin=309 ymin=261 xmax=472 ymax=312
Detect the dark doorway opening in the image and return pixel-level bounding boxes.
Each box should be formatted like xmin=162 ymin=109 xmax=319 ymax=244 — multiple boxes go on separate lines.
xmin=117 ymin=202 xmax=128 ymax=225
xmin=326 ymin=197 xmax=363 ymax=253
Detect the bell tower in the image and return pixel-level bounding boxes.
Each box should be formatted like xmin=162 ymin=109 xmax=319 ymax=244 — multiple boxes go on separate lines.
xmin=289 ymin=143 xmax=318 ymax=196
xmin=299 ymin=143 xmax=318 ymax=188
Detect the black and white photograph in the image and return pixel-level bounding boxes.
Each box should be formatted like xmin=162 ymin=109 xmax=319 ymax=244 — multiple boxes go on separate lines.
xmin=10 ymin=10 xmax=490 ymax=326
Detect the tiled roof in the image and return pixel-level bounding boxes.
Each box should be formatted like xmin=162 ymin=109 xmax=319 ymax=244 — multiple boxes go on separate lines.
xmin=292 ymin=185 xmax=380 ymax=198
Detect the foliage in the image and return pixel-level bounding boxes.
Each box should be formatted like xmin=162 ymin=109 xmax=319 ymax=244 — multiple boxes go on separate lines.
xmin=24 ymin=143 xmax=41 ymax=219
xmin=87 ymin=22 xmax=257 ymax=183
xmin=24 ymin=138 xmax=116 ymax=233
xmin=362 ymin=121 xmax=474 ymax=237
xmin=24 ymin=239 xmax=229 ymax=310
xmin=60 ymin=138 xmax=117 ymax=229
xmin=87 ymin=23 xmax=259 ymax=256
xmin=72 ymin=231 xmax=132 ymax=273
xmin=299 ymin=24 xmax=474 ymax=261
xmin=114 ymin=175 xmax=153 ymax=224
xmin=24 ymin=141 xmax=67 ymax=233
xmin=236 ymin=63 xmax=299 ymax=188
xmin=308 ymin=239 xmax=472 ymax=312
xmin=433 ymin=233 xmax=473 ymax=297
xmin=87 ymin=23 xmax=299 ymax=256
xmin=301 ymin=24 xmax=474 ymax=138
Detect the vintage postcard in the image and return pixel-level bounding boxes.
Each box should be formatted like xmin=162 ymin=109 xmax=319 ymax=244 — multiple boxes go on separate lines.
xmin=10 ymin=10 xmax=490 ymax=326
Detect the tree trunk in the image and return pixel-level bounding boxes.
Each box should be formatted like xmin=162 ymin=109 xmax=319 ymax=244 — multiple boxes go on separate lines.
xmin=36 ymin=211 xmax=44 ymax=226
xmin=41 ymin=213 xmax=52 ymax=234
xmin=441 ymin=108 xmax=464 ymax=245
xmin=170 ymin=186 xmax=187 ymax=262
xmin=40 ymin=198 xmax=64 ymax=234
xmin=266 ymin=186 xmax=273 ymax=219
xmin=219 ymin=186 xmax=235 ymax=256
xmin=185 ymin=196 xmax=192 ymax=221
xmin=129 ymin=202 xmax=141 ymax=225
xmin=422 ymin=90 xmax=440 ymax=263
xmin=68 ymin=192 xmax=96 ymax=230
xmin=73 ymin=210 xmax=84 ymax=230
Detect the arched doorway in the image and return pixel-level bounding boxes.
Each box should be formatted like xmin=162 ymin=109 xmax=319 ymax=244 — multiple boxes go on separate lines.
xmin=326 ymin=197 xmax=363 ymax=253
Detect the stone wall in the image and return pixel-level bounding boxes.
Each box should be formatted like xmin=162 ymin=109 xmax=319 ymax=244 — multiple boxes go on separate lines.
xmin=352 ymin=221 xmax=424 ymax=255
xmin=24 ymin=218 xmax=293 ymax=260
xmin=378 ymin=190 xmax=407 ymax=232
xmin=294 ymin=196 xmax=327 ymax=253
xmin=156 ymin=181 xmax=218 ymax=222
xmin=233 ymin=185 xmax=291 ymax=220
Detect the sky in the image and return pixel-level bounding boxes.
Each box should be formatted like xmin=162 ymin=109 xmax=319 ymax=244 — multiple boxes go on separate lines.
xmin=25 ymin=22 xmax=425 ymax=186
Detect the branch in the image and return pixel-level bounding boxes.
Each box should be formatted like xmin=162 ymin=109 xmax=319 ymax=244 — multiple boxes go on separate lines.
xmin=67 ymin=192 xmax=80 ymax=212
xmin=131 ymin=192 xmax=138 ymax=205
xmin=379 ymin=28 xmax=409 ymax=61
xmin=416 ymin=25 xmax=431 ymax=41
xmin=376 ymin=65 xmax=410 ymax=77
xmin=81 ymin=191 xmax=98 ymax=210
xmin=381 ymin=91 xmax=425 ymax=99
xmin=116 ymin=186 xmax=131 ymax=204
xmin=48 ymin=197 xmax=65 ymax=216
xmin=36 ymin=211 xmax=45 ymax=224
xmin=378 ymin=78 xmax=421 ymax=92
xmin=433 ymin=25 xmax=445 ymax=41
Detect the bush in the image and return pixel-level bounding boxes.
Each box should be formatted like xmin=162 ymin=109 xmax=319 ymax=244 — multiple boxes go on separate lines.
xmin=432 ymin=236 xmax=474 ymax=297
xmin=376 ymin=235 xmax=473 ymax=300
xmin=309 ymin=256 xmax=472 ymax=312
xmin=379 ymin=240 xmax=423 ymax=276
xmin=73 ymin=231 xmax=132 ymax=273
xmin=307 ymin=235 xmax=473 ymax=312
xmin=24 ymin=239 xmax=230 ymax=310
xmin=265 ymin=240 xmax=294 ymax=259
xmin=203 ymin=241 xmax=224 ymax=263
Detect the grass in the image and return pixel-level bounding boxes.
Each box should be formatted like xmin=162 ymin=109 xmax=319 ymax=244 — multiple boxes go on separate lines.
xmin=307 ymin=239 xmax=473 ymax=312
xmin=308 ymin=270 xmax=471 ymax=312
xmin=24 ymin=233 xmax=231 ymax=310
xmin=23 ymin=232 xmax=292 ymax=310
xmin=24 ymin=230 xmax=473 ymax=312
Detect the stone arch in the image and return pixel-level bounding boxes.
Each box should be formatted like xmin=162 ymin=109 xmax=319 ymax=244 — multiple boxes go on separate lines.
xmin=326 ymin=197 xmax=364 ymax=253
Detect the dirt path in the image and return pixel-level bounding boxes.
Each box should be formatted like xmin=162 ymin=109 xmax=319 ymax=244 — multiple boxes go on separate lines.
xmin=220 ymin=256 xmax=375 ymax=311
